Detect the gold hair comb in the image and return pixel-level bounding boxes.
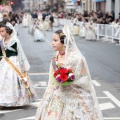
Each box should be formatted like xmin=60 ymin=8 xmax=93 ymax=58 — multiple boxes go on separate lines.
xmin=59 ymin=33 xmax=65 ymax=37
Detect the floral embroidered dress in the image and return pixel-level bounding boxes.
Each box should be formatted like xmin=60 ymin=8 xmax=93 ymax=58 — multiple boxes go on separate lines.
xmin=34 ymin=21 xmax=46 ymax=42
xmin=35 ymin=51 xmax=103 ymax=120
xmin=0 ymin=37 xmax=37 ymax=107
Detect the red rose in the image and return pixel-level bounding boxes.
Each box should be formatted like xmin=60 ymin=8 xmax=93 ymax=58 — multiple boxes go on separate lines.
xmin=59 ymin=68 xmax=68 ymax=74
xmin=54 ymin=70 xmax=59 ymax=77
xmin=60 ymin=74 xmax=68 ymax=82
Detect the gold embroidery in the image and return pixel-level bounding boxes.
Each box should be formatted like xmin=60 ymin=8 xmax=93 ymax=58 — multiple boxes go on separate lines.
xmin=74 ymin=91 xmax=95 ymax=120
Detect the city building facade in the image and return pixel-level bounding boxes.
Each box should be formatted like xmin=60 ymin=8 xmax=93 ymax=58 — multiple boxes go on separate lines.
xmin=65 ymin=0 xmax=76 ymax=12
xmin=106 ymin=0 xmax=120 ymax=19
xmin=14 ymin=0 xmax=120 ymax=19
xmin=82 ymin=0 xmax=94 ymax=12
xmin=64 ymin=0 xmax=94 ymax=13
xmin=94 ymin=0 xmax=106 ymax=13
xmin=22 ymin=0 xmax=30 ymax=11
xmin=22 ymin=0 xmax=40 ymax=11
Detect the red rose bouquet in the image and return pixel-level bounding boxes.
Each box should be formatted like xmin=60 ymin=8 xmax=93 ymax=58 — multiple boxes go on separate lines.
xmin=53 ymin=67 xmax=75 ymax=85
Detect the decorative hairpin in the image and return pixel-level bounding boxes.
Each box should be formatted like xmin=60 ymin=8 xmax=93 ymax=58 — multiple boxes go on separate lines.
xmin=59 ymin=33 xmax=65 ymax=37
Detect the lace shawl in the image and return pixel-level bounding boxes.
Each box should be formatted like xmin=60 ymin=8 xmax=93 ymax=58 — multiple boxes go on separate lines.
xmin=49 ymin=51 xmax=103 ymax=120
xmin=3 ymin=37 xmax=30 ymax=72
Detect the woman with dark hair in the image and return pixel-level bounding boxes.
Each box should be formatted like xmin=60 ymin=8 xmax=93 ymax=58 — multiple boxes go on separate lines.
xmin=35 ymin=26 xmax=103 ymax=120
xmin=0 ymin=22 xmax=37 ymax=109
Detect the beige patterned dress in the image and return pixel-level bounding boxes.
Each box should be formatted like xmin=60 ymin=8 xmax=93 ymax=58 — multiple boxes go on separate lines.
xmin=35 ymin=52 xmax=103 ymax=120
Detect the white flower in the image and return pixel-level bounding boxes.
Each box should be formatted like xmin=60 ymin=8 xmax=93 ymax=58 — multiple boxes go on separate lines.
xmin=69 ymin=73 xmax=75 ymax=80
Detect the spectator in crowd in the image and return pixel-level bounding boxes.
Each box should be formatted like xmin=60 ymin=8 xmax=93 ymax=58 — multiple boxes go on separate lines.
xmin=49 ymin=13 xmax=54 ymax=30
xmin=97 ymin=11 xmax=103 ymax=19
xmin=32 ymin=11 xmax=38 ymax=19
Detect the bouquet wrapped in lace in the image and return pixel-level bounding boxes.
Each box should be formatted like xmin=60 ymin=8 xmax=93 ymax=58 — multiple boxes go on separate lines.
xmin=53 ymin=67 xmax=75 ymax=85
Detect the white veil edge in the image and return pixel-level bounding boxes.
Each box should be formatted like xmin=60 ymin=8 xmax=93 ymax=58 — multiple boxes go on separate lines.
xmin=62 ymin=26 xmax=103 ymax=119
xmin=62 ymin=25 xmax=91 ymax=78
xmin=6 ymin=22 xmax=30 ymax=71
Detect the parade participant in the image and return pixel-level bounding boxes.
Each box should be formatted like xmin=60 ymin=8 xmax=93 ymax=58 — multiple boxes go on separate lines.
xmin=53 ymin=13 xmax=59 ymax=27
xmin=34 ymin=20 xmax=46 ymax=42
xmin=49 ymin=13 xmax=54 ymax=30
xmin=79 ymin=20 xmax=87 ymax=38
xmin=22 ymin=13 xmax=31 ymax=27
xmin=86 ymin=21 xmax=96 ymax=41
xmin=35 ymin=26 xmax=103 ymax=120
xmin=71 ymin=17 xmax=80 ymax=36
xmin=30 ymin=19 xmax=37 ymax=36
xmin=44 ymin=16 xmax=51 ymax=31
xmin=0 ymin=22 xmax=37 ymax=109
xmin=38 ymin=13 xmax=43 ymax=23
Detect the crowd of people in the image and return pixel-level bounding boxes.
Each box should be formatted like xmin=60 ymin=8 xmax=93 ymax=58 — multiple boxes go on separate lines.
xmin=58 ymin=10 xmax=120 ymax=24
xmin=0 ymin=10 xmax=119 ymax=42
xmin=58 ymin=10 xmax=120 ymax=42
xmin=22 ymin=11 xmax=59 ymax=41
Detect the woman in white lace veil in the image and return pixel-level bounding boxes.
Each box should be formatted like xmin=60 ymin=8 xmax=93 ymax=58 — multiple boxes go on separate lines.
xmin=5 ymin=22 xmax=30 ymax=71
xmin=35 ymin=26 xmax=103 ymax=120
xmin=0 ymin=21 xmax=37 ymax=108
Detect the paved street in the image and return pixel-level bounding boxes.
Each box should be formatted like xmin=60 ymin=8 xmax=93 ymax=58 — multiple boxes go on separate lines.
xmin=0 ymin=24 xmax=120 ymax=120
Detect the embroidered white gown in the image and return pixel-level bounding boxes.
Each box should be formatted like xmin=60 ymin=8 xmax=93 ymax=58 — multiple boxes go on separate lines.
xmin=0 ymin=37 xmax=37 ymax=107
xmin=79 ymin=22 xmax=86 ymax=38
xmin=86 ymin=24 xmax=96 ymax=40
xmin=71 ymin=18 xmax=80 ymax=36
xmin=35 ymin=51 xmax=103 ymax=120
xmin=22 ymin=14 xmax=29 ymax=27
xmin=34 ymin=24 xmax=46 ymax=41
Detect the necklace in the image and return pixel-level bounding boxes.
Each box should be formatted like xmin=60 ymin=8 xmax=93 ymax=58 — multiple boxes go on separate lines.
xmin=59 ymin=52 xmax=65 ymax=56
